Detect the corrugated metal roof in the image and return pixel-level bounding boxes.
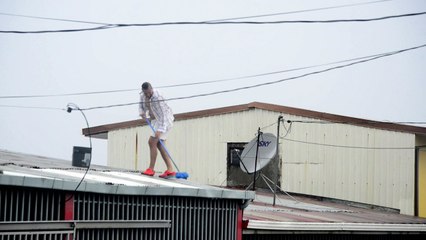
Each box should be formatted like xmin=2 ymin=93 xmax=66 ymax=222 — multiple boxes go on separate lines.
xmin=243 ymin=190 xmax=426 ymax=232
xmin=0 ymin=150 xmax=254 ymax=200
xmin=3 ymin=150 xmax=425 ymax=233
xmin=83 ymin=102 xmax=426 ymax=138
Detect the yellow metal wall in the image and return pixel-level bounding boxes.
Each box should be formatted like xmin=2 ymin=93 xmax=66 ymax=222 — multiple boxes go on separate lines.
xmin=107 ymin=109 xmax=416 ymax=215
xmin=108 ymin=128 xmax=139 ymax=170
xmin=108 ymin=109 xmax=280 ymax=183
xmin=419 ymin=148 xmax=426 ymax=217
xmin=281 ymin=116 xmax=416 ymax=215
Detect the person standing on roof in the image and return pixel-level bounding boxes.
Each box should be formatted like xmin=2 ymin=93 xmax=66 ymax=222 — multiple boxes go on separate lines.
xmin=139 ymin=82 xmax=176 ymax=178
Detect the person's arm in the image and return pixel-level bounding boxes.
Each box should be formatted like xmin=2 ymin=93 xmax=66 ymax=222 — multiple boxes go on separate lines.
xmin=138 ymin=94 xmax=146 ymax=119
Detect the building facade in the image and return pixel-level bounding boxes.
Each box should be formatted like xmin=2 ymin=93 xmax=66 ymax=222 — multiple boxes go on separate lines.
xmin=85 ymin=102 xmax=426 ymax=216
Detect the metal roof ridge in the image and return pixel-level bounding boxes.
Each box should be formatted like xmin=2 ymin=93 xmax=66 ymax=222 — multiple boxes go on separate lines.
xmin=0 ymin=174 xmax=255 ymax=200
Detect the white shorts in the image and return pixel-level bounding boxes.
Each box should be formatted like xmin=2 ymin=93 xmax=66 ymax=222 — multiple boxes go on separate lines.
xmin=151 ymin=120 xmax=171 ymax=140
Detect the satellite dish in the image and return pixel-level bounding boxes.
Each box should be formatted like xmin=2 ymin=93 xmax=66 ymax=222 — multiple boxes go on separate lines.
xmin=240 ymin=133 xmax=277 ymax=174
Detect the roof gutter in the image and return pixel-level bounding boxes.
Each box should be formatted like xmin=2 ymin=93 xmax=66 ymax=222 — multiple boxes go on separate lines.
xmin=245 ymin=220 xmax=426 ymax=233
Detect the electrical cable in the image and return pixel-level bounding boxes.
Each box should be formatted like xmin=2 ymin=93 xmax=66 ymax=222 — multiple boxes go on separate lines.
xmin=64 ymin=103 xmax=93 ymax=203
xmin=0 ymin=0 xmax=392 ymax=26
xmin=280 ymin=118 xmax=417 ymax=149
xmin=0 ymin=50 xmax=400 ymax=99
xmin=288 ymin=120 xmax=426 ymax=125
xmin=0 ymin=12 xmax=109 ymax=25
xmin=0 ymin=25 xmax=112 ymax=34
xmin=258 ymin=117 xmax=299 ymax=203
xmin=260 ymin=121 xmax=278 ymax=131
xmin=157 ymin=51 xmax=394 ymax=89
xmin=78 ymin=43 xmax=426 ymax=111
xmin=0 ymin=88 xmax=137 ymax=99
xmin=281 ymin=118 xmax=293 ymax=139
xmin=1 ymin=11 xmax=425 ymax=34
xmin=1 ymin=44 xmax=424 ymax=129
xmin=1 ymin=104 xmax=422 ymax=131
xmin=0 ymin=104 xmax=66 ymax=111
xmin=207 ymin=0 xmax=392 ymax=22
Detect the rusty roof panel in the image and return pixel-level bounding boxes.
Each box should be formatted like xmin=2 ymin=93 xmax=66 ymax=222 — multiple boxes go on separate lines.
xmin=244 ymin=191 xmax=426 ymax=224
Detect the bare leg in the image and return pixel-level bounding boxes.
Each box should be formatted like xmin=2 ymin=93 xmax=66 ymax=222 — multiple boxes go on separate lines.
xmin=157 ymin=140 xmax=174 ymax=172
xmin=148 ymin=136 xmax=158 ymax=169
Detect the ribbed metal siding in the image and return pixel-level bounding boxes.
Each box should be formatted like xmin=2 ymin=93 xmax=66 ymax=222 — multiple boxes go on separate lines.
xmin=0 ymin=187 xmax=66 ymax=239
xmin=108 ymin=109 xmax=279 ymax=185
xmin=0 ymin=187 xmax=239 ymax=240
xmin=108 ymin=108 xmax=417 ymax=215
xmin=282 ymin=117 xmax=416 ymax=215
xmin=108 ymin=128 xmax=139 ymax=170
xmin=0 ymin=231 xmax=72 ymax=240
xmin=76 ymin=227 xmax=166 ymax=240
xmin=0 ymin=187 xmax=62 ymax=222
xmin=0 ymin=220 xmax=169 ymax=240
xmin=74 ymin=192 xmax=238 ymax=240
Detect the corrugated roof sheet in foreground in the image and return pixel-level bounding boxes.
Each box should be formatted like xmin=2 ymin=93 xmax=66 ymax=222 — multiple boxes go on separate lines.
xmin=0 ymin=150 xmax=254 ymax=200
xmin=244 ymin=190 xmax=426 ymax=233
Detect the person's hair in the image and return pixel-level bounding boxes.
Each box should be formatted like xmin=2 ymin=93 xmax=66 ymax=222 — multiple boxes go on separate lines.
xmin=141 ymin=82 xmax=152 ymax=90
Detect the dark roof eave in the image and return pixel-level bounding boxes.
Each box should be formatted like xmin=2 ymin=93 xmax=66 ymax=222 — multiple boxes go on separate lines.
xmin=82 ymin=103 xmax=252 ymax=137
xmin=82 ymin=119 xmax=143 ymax=138
xmin=83 ymin=102 xmax=426 ymax=137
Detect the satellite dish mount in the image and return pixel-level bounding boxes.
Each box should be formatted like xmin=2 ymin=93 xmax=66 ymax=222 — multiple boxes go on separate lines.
xmin=238 ymin=115 xmax=295 ymax=205
xmin=240 ymin=128 xmax=278 ymax=192
xmin=252 ymin=127 xmax=262 ymax=191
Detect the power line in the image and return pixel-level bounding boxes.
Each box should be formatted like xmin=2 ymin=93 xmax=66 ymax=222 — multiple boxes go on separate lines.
xmin=0 ymin=102 xmax=426 ymax=127
xmin=1 ymin=43 xmax=424 ymax=111
xmin=208 ymin=0 xmax=392 ymax=22
xmin=156 ymin=51 xmax=394 ymax=88
xmin=1 ymin=11 xmax=424 ymax=34
xmin=0 ymin=104 xmax=65 ymax=111
xmin=260 ymin=121 xmax=278 ymax=131
xmin=1 ymin=104 xmax=423 ymax=128
xmin=281 ymin=118 xmax=422 ymax=149
xmin=0 ymin=12 xmax=109 ymax=25
xmin=0 ymin=88 xmax=137 ymax=99
xmin=78 ymin=43 xmax=426 ymax=111
xmin=0 ymin=0 xmax=392 ymax=25
xmin=0 ymin=25 xmax=111 ymax=34
xmin=0 ymin=51 xmax=395 ymax=99
xmin=288 ymin=120 xmax=426 ymax=125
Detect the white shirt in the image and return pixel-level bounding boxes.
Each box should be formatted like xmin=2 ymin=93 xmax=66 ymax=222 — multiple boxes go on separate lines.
xmin=139 ymin=89 xmax=174 ymax=132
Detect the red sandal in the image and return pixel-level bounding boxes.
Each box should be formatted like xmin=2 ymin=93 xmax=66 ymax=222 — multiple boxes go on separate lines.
xmin=159 ymin=170 xmax=176 ymax=179
xmin=142 ymin=168 xmax=155 ymax=176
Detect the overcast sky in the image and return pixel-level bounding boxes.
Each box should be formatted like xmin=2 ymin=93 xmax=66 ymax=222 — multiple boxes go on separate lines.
xmin=1 ymin=0 xmax=425 ymax=166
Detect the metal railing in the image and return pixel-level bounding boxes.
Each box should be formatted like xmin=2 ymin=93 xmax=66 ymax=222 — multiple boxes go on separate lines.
xmin=0 ymin=220 xmax=170 ymax=240
xmin=0 ymin=188 xmax=62 ymax=222
xmin=1 ymin=187 xmax=240 ymax=240
xmin=74 ymin=193 xmax=238 ymax=240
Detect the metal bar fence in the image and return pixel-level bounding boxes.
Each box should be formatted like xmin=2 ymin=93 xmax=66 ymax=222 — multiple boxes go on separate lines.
xmin=74 ymin=193 xmax=238 ymax=240
xmin=1 ymin=187 xmax=239 ymax=240
xmin=0 ymin=220 xmax=170 ymax=240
